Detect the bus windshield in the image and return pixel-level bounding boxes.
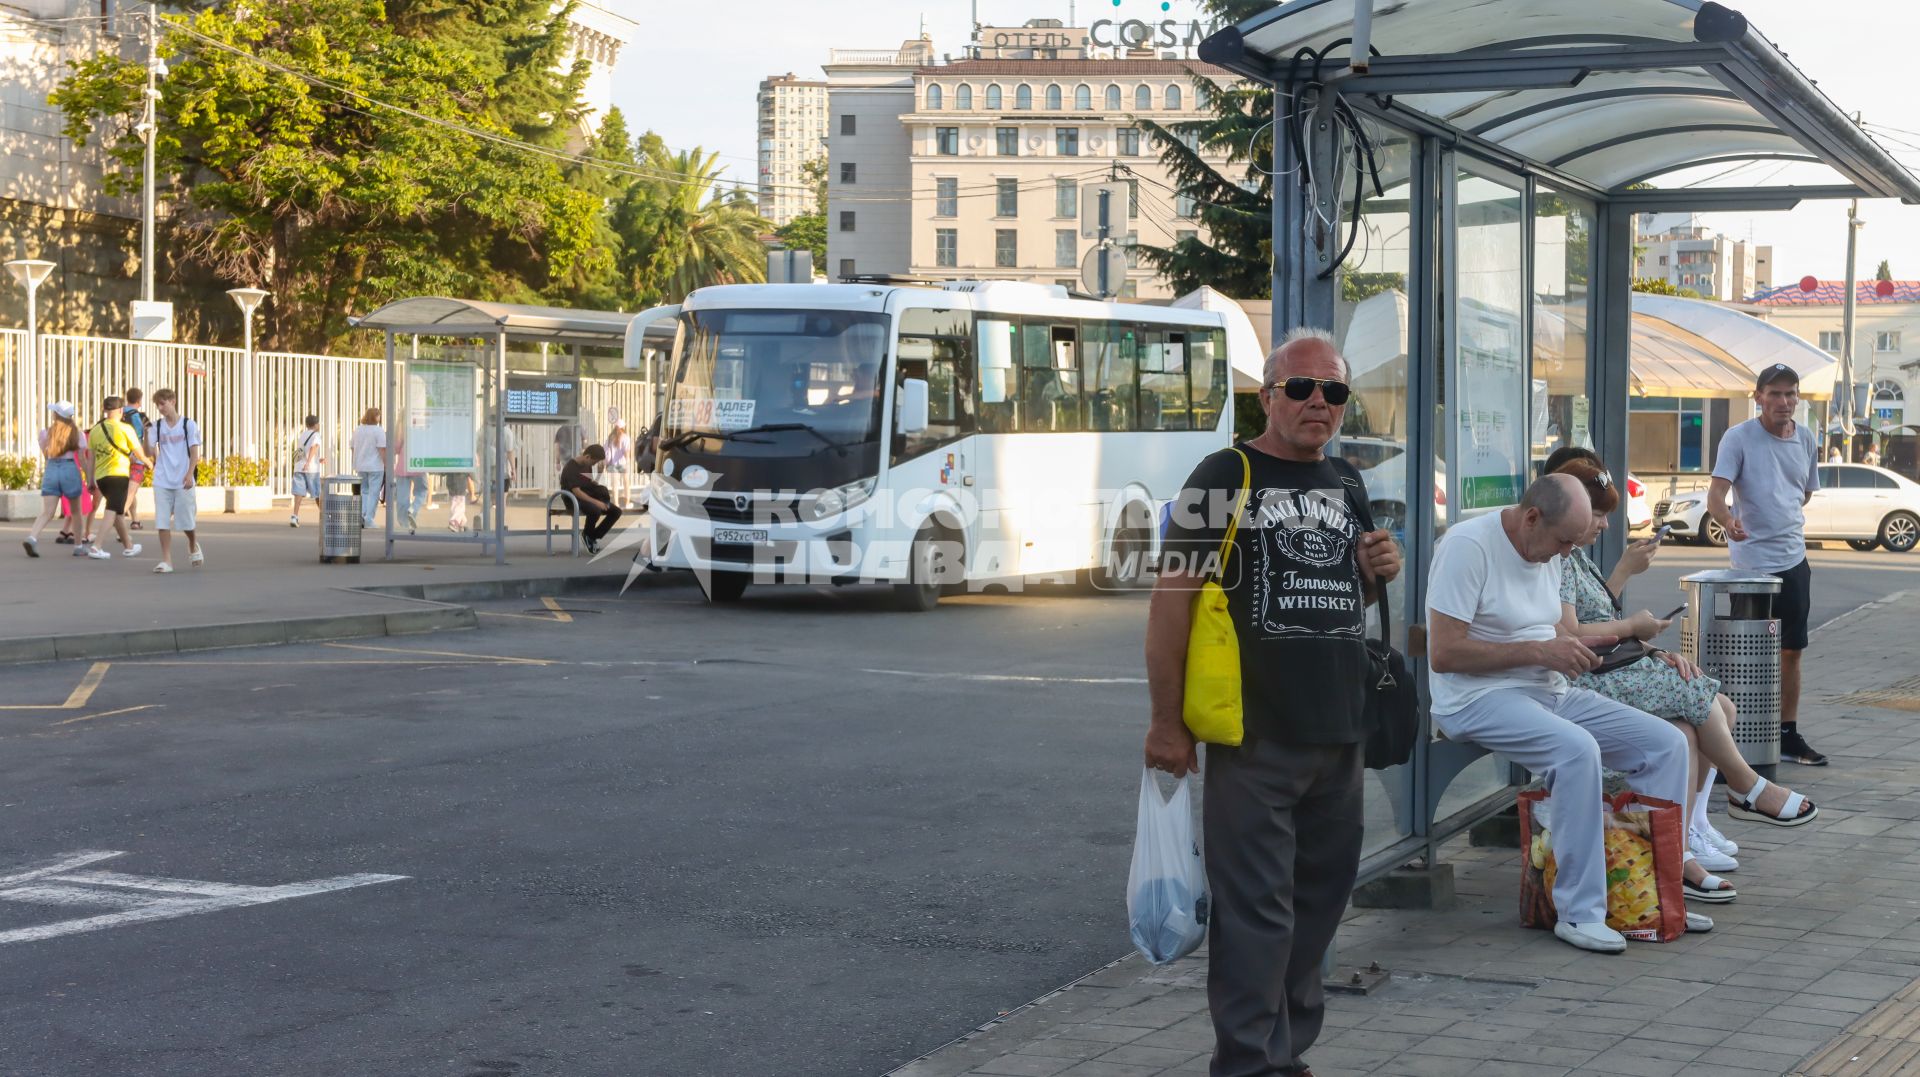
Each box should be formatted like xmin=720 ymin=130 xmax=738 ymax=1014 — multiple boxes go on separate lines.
xmin=665 ymin=309 xmax=889 ymax=455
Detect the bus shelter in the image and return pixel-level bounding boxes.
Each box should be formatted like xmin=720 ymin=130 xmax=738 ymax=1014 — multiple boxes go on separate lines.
xmin=1197 ymin=0 xmax=1920 ymax=892
xmin=349 ymin=298 xmax=641 ymax=564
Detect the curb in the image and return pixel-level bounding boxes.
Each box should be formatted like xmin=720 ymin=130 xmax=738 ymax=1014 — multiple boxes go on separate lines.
xmin=0 ymin=569 xmax=689 ymax=667
xmin=0 ymin=606 xmax=480 ymax=667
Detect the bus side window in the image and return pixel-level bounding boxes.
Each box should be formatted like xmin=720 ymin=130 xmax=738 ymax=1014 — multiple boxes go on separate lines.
xmin=1138 ymin=327 xmax=1191 ymax=431
xmin=977 ymin=318 xmax=1018 ymax=433
xmin=894 ymin=309 xmax=976 ymax=464
xmin=1189 ymin=328 xmax=1228 ymax=431
xmin=1017 ymin=322 xmax=1079 ymax=432
xmin=1086 ymin=320 xmax=1134 ymax=432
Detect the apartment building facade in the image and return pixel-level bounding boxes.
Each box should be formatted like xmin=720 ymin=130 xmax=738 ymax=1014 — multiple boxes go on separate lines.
xmin=756 ymin=74 xmax=829 ymax=228
xmin=1633 ymin=218 xmax=1770 ymax=301
xmin=824 ymin=37 xmax=937 ymax=281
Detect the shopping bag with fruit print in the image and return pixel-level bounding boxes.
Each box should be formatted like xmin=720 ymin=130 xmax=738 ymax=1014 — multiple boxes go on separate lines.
xmin=1517 ymin=788 xmax=1688 ymax=943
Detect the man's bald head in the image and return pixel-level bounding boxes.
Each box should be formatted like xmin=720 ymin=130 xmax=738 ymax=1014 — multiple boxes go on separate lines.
xmin=1520 ymin=473 xmax=1585 ymax=526
xmin=1262 ymin=327 xmax=1351 ymax=386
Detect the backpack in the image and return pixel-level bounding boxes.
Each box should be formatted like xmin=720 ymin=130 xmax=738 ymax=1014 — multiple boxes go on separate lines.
xmin=123 ymin=408 xmax=147 ymax=443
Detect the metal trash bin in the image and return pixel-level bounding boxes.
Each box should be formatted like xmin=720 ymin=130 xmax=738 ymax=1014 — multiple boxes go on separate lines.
xmin=320 ymin=475 xmax=362 ymax=564
xmin=1679 ymin=569 xmax=1783 ymax=776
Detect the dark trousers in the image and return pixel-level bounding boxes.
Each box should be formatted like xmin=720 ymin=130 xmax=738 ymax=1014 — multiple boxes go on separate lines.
xmin=1203 ymin=739 xmax=1364 ymax=1077
xmin=581 ymin=502 xmax=621 ymax=542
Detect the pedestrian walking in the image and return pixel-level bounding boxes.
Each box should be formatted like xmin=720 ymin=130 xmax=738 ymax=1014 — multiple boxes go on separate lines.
xmin=85 ymin=395 xmax=151 ymax=560
xmin=146 ymin=388 xmax=204 ymax=573
xmin=1144 ymin=328 xmax=1401 ymax=1077
xmin=22 ymin=402 xmax=91 ymax=558
xmin=559 ymin=444 xmax=621 ymax=553
xmin=290 ymin=415 xmax=324 ymax=527
xmin=351 ymin=408 xmax=387 ymax=528
xmin=1708 ymin=363 xmax=1826 ymax=765
xmin=1865 ymin=445 xmax=1883 ymax=467
xmin=121 ymin=387 xmax=149 ymax=532
xmin=606 ymin=419 xmax=634 ymax=509
xmin=393 ymin=430 xmax=429 ymax=533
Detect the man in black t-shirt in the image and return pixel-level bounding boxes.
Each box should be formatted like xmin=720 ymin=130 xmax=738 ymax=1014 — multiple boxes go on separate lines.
xmin=560 ymin=444 xmax=621 ymax=553
xmin=1145 ymin=328 xmax=1401 ymax=1077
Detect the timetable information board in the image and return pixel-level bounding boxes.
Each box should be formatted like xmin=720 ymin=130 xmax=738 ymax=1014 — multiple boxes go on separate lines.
xmin=506 ymin=375 xmax=579 ymax=421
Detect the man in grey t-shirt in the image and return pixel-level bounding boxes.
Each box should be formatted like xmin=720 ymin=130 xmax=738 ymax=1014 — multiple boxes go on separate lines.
xmin=1708 ymin=363 xmax=1824 ymax=765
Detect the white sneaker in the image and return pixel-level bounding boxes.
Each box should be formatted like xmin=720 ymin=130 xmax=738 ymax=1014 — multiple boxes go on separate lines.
xmin=1554 ymin=921 xmax=1627 ymax=954
xmin=1685 ymin=911 xmax=1715 ymax=933
xmin=86 ymin=546 xmax=112 ymax=560
xmin=1699 ymin=821 xmax=1738 ymax=857
xmin=152 ymin=562 xmax=173 ymax=574
xmin=122 ymin=543 xmax=142 ymax=557
xmin=1689 ymin=828 xmax=1739 ymax=873
xmin=189 ymin=546 xmax=205 ymax=566
xmin=289 ymin=514 xmax=300 ymax=528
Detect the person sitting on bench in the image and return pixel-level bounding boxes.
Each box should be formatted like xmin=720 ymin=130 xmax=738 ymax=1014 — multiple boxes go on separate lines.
xmin=559 ymin=444 xmax=621 ymax=554
xmin=1425 ymin=473 xmax=1696 ymax=954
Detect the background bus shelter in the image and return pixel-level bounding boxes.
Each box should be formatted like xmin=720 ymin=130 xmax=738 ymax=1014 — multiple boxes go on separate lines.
xmin=1198 ymin=0 xmax=1920 ymax=892
xmin=349 ymin=298 xmax=641 ymax=564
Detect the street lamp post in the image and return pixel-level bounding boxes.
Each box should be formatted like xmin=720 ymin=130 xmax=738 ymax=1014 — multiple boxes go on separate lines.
xmin=6 ymin=259 xmax=55 ymax=455
xmin=227 ymin=287 xmax=268 ymax=458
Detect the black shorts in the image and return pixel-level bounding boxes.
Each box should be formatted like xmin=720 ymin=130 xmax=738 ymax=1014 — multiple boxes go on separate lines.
xmin=96 ymin=475 xmax=130 ymax=515
xmin=1769 ymin=558 xmax=1812 ymax=651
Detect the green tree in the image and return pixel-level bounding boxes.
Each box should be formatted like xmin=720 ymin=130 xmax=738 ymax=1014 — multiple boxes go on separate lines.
xmin=51 ymin=0 xmax=608 ymax=351
xmin=610 ymin=141 xmax=770 ymax=305
xmin=774 ymin=156 xmax=828 ymax=269
xmin=1133 ymin=0 xmax=1274 ymax=298
xmin=1632 ymin=277 xmax=1703 ymax=299
xmin=1876 ymin=259 xmax=1893 ymax=282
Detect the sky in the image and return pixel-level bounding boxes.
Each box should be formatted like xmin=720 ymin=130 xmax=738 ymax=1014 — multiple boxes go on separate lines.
xmin=607 ymin=0 xmax=1920 ymax=286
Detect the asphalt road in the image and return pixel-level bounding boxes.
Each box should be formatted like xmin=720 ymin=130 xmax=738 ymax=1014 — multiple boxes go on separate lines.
xmin=0 ymin=545 xmax=1902 ymax=1077
xmin=0 ymin=581 xmax=1160 ymax=1077
xmin=1617 ymin=539 xmax=1913 ymax=647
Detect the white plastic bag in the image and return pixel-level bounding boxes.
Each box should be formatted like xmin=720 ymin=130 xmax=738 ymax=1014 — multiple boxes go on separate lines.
xmin=1128 ymin=767 xmax=1210 ymax=965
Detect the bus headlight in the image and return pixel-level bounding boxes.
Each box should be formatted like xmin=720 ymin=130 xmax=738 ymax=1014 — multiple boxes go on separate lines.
xmin=649 ymin=472 xmax=680 ymax=512
xmin=808 ymin=478 xmax=876 ymax=520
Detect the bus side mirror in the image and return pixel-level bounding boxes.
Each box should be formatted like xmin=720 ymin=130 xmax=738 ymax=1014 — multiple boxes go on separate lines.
xmin=898 ymin=378 xmax=930 ymax=434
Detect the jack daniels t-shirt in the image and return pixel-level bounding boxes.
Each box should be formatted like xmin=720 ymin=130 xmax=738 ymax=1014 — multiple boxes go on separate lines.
xmin=1163 ymin=442 xmax=1375 ymax=745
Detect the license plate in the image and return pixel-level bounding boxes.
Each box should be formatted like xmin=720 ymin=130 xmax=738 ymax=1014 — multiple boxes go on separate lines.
xmin=713 ymin=528 xmax=768 ymax=545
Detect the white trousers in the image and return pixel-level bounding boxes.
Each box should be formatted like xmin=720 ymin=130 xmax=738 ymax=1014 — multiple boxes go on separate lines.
xmin=1435 ymin=686 xmax=1690 ymax=925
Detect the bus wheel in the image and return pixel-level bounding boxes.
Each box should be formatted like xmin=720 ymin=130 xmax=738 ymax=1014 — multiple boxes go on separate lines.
xmin=1097 ymin=525 xmax=1151 ymax=590
xmin=699 ymin=569 xmax=749 ymax=603
xmin=894 ymin=529 xmax=958 ymax=612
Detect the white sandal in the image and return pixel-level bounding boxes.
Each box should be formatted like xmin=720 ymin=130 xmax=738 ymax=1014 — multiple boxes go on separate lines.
xmin=1727 ymin=775 xmax=1818 ymax=827
xmin=1682 ymin=855 xmax=1737 ymax=903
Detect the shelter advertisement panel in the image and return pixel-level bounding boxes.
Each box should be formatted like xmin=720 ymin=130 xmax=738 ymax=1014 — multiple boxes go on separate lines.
xmin=405 ymin=361 xmax=479 ymax=472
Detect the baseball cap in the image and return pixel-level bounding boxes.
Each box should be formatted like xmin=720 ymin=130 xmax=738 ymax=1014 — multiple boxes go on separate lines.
xmin=48 ymin=400 xmax=76 ymax=419
xmin=1755 ymin=363 xmax=1800 ymax=392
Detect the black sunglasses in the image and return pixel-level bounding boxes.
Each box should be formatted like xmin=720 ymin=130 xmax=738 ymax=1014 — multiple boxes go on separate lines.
xmin=1267 ymin=376 xmax=1352 ymax=406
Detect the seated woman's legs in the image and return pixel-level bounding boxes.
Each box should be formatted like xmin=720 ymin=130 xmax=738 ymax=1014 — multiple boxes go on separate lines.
xmin=1693 ymin=696 xmax=1806 ymax=817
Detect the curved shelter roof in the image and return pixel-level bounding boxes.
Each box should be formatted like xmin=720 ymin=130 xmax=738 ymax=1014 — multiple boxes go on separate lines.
xmin=1632 ymin=293 xmax=1836 ymax=388
xmin=351 ymin=297 xmax=635 ymax=344
xmin=1200 ymin=0 xmax=1920 ymax=200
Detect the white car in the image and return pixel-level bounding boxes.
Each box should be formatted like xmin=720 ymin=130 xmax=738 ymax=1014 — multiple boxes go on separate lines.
xmin=1625 ymin=473 xmax=1652 ymax=531
xmin=1340 ymin=437 xmax=1446 ymax=536
xmin=1653 ymin=464 xmax=1920 ymax=553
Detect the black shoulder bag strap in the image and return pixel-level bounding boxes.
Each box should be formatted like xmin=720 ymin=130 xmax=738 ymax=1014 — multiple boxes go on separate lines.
xmin=1330 ymin=457 xmax=1421 ymax=770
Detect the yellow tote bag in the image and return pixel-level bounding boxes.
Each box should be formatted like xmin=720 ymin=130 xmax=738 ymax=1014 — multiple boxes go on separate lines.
xmin=1182 ymin=449 xmax=1251 ymax=746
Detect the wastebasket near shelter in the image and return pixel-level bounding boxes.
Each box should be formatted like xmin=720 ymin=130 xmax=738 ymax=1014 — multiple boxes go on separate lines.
xmin=320 ymin=475 xmax=362 ymax=564
xmin=1679 ymin=570 xmax=1783 ymax=778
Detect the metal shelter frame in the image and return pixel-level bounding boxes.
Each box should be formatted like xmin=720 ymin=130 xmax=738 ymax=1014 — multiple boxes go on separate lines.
xmin=349 ymin=298 xmax=636 ymax=565
xmin=1196 ymin=0 xmax=1920 ymax=889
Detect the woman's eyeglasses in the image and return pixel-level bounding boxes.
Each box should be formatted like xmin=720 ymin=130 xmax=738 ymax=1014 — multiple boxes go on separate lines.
xmin=1265 ymin=376 xmax=1352 ymax=406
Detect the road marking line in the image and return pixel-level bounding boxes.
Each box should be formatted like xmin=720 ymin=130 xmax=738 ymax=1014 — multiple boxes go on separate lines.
xmin=0 ymin=854 xmax=408 ymax=947
xmin=540 ymin=596 xmax=574 ymax=623
xmin=859 ymin=668 xmax=1147 ymax=685
xmin=478 ymin=610 xmax=567 ymax=622
xmin=51 ymin=704 xmax=159 ymax=727
xmin=0 ymin=851 xmax=124 ymax=888
xmin=62 ymin=662 xmax=110 ymax=708
xmin=0 ymin=662 xmax=113 ymax=711
xmin=322 ymin=642 xmax=549 ymax=665
xmin=1 ymin=884 xmax=152 ymax=911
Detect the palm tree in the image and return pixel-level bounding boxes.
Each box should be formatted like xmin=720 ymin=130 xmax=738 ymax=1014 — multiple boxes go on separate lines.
xmin=616 ymin=145 xmax=769 ymax=305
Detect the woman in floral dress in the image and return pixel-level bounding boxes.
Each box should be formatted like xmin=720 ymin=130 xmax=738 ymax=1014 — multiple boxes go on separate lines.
xmin=1550 ymin=455 xmax=1818 ymax=886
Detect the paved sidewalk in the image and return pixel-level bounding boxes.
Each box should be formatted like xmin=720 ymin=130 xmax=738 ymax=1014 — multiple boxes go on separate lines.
xmin=895 ymin=591 xmax=1920 ymax=1077
xmin=0 ymin=502 xmax=672 ymax=661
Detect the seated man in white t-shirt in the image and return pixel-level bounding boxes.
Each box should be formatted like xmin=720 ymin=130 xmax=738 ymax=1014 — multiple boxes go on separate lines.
xmin=1426 ymin=474 xmax=1703 ymax=955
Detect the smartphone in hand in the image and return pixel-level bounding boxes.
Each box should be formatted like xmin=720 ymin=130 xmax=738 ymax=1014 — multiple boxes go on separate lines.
xmin=1662 ymin=603 xmax=1687 ymax=620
